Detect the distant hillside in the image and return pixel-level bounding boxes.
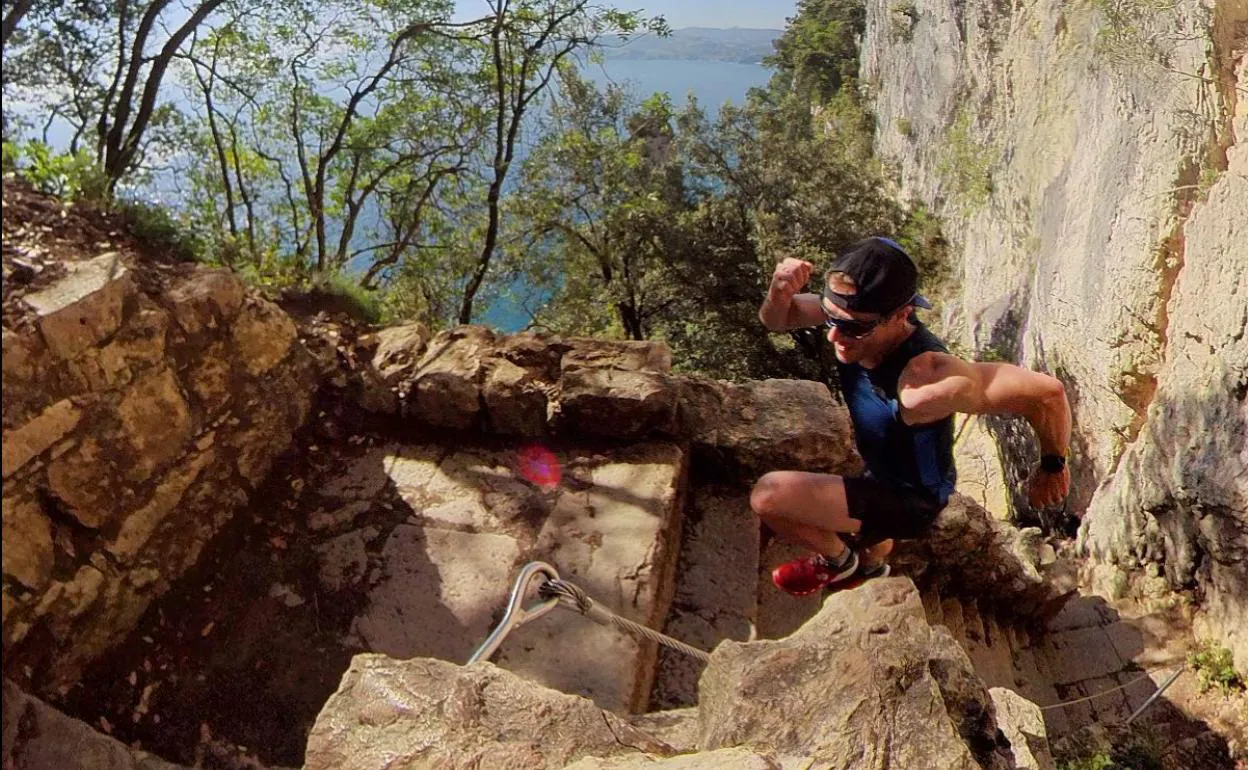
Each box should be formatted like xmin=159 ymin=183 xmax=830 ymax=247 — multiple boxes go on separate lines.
xmin=601 ymin=27 xmax=781 ymax=64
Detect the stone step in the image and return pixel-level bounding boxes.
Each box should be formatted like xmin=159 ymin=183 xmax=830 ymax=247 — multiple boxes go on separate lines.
xmin=754 ymin=537 xmax=823 ymax=641
xmin=494 ymin=442 xmax=688 ymax=714
xmin=920 ymin=585 xmax=943 ymax=627
xmin=319 ymin=439 xmax=689 ymax=715
xmin=971 ymin=611 xmax=1020 ymax=690
xmin=940 ymin=596 xmax=966 ymax=641
xmin=650 ymin=483 xmax=760 ymax=710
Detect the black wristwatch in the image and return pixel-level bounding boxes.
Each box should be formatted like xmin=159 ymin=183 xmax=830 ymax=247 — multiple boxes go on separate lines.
xmin=1040 ymin=454 xmax=1067 ymax=473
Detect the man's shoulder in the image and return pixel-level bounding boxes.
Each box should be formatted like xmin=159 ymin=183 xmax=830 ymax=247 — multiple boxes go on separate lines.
xmin=907 ymin=321 xmax=950 ymax=355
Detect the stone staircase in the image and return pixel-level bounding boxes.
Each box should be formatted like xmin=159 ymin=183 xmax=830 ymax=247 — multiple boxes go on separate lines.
xmin=648 ymin=482 xmax=1237 ymax=767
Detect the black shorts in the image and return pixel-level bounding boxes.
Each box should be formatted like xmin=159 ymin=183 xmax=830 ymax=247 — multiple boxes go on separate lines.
xmin=843 ymin=475 xmax=945 ymax=548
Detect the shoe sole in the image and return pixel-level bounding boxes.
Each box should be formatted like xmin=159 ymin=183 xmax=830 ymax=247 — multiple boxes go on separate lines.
xmin=823 ymin=564 xmax=891 ymax=595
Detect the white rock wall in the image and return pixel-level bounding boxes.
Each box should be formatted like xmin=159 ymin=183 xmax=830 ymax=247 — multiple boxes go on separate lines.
xmin=862 ymin=0 xmax=1247 ymax=665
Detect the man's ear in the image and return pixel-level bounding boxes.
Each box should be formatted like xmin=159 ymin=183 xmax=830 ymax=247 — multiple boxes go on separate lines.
xmin=889 ymin=305 xmax=913 ymax=324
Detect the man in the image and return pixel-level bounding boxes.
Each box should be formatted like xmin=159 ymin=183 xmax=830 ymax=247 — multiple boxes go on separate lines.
xmin=754 ymin=236 xmax=1072 ymax=596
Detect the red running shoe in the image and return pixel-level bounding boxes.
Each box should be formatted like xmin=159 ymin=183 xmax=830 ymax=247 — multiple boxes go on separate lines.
xmin=772 ymin=550 xmax=859 ymax=596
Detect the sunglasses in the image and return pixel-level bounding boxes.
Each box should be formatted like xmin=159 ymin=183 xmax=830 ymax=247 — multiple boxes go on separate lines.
xmin=823 ymin=313 xmax=882 ymax=339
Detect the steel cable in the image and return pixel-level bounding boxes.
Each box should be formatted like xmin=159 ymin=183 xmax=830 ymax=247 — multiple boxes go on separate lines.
xmin=540 ymin=579 xmax=712 ymax=663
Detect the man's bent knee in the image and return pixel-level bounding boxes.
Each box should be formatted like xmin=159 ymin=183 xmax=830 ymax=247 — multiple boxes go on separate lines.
xmin=750 ymin=472 xmax=788 ymax=519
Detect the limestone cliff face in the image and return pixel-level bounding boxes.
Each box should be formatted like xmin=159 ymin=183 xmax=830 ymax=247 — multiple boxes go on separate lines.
xmin=1 ymin=190 xmax=317 ymax=690
xmin=861 ymin=0 xmax=1247 ymax=664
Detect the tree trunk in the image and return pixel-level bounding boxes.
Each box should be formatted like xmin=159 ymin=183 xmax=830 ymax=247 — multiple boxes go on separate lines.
xmin=104 ymin=0 xmax=226 ymax=188
xmin=457 ymin=9 xmax=508 ymax=325
xmin=1 ymin=0 xmax=34 ymax=49
xmin=192 ymin=40 xmax=239 ymax=243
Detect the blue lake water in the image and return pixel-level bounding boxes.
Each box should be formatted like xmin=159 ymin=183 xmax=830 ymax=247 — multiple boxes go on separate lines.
xmin=478 ymin=57 xmax=773 ymax=331
xmin=586 ymin=57 xmax=774 ymax=113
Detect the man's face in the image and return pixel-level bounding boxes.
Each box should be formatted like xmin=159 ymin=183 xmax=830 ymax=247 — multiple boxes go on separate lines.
xmin=821 ymin=299 xmax=888 ymax=364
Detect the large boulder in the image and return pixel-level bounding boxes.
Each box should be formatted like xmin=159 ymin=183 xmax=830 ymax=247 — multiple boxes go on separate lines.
xmin=892 ymin=495 xmax=1074 ymax=622
xmin=678 ymin=378 xmax=862 ymax=478
xmin=303 ymin=656 xmax=676 ymax=770
xmin=3 ymin=253 xmax=316 ymax=692
xmin=305 ymin=578 xmax=1048 ymax=770
xmin=557 ymin=367 xmax=680 ymax=439
xmin=2 ymin=678 xmax=190 ymax=770
xmin=990 ymin=687 xmax=1055 ymax=770
xmin=697 ymin=578 xmax=1015 ymax=770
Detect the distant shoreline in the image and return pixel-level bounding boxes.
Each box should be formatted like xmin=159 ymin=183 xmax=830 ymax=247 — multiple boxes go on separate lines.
xmin=599 ymin=26 xmax=781 ymax=65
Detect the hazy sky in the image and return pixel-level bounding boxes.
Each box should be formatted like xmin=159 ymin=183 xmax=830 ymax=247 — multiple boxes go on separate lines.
xmin=454 ymin=1 xmax=798 ymax=29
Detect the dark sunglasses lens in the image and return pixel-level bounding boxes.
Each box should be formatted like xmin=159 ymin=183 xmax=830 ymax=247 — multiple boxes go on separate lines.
xmin=825 ymin=317 xmax=875 ymax=337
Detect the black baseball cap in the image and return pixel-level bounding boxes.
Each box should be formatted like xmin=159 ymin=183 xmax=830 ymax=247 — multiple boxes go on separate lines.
xmin=824 ymin=237 xmax=933 ymax=315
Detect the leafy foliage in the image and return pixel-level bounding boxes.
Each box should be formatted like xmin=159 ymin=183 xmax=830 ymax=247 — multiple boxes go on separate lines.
xmin=3 ymin=0 xmax=231 ymax=189
xmin=5 ymin=140 xmax=110 ymax=202
xmin=311 ymin=272 xmax=386 ymax=324
xmin=494 ymin=43 xmax=924 ymax=381
xmin=1057 ymin=754 xmax=1115 ymax=770
xmin=1188 ymin=641 xmax=1245 ymax=694
xmin=766 ymin=0 xmax=866 ymax=104
xmin=5 ymin=0 xmax=956 ymax=384
xmin=117 ymin=198 xmax=207 ymax=262
xmin=936 ymin=106 xmax=996 ymax=213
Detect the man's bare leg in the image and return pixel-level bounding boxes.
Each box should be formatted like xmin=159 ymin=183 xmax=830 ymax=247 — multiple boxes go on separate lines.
xmin=749 ymin=471 xmax=864 ymax=557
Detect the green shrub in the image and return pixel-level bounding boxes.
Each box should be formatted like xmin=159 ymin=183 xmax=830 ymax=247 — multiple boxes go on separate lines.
xmin=935 ymin=106 xmax=996 ymax=213
xmin=1057 ymin=752 xmax=1114 ymax=770
xmin=896 ymin=117 xmax=914 ymax=138
xmin=116 ymin=199 xmax=206 ymax=263
xmin=9 ymin=141 xmax=110 ymax=203
xmin=2 ymin=141 xmax=18 ymax=175
xmin=1089 ymin=0 xmax=1181 ymax=69
xmin=890 ymin=0 xmax=919 ymax=41
xmin=1188 ymin=641 xmax=1244 ymax=694
xmin=312 ymin=272 xmax=384 ymax=325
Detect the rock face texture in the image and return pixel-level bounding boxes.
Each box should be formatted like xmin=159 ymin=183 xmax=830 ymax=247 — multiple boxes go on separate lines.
xmin=862 ymin=0 xmax=1248 ymax=665
xmin=369 ymin=323 xmax=862 ymax=480
xmin=303 ymin=656 xmax=676 ymax=770
xmin=2 ymin=678 xmax=190 ymax=770
xmin=2 ymin=227 xmax=316 ymax=691
xmin=306 ymin=579 xmax=1043 ymax=770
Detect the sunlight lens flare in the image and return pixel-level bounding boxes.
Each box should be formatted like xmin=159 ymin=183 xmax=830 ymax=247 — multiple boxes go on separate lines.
xmin=517 ymin=444 xmax=562 ymax=488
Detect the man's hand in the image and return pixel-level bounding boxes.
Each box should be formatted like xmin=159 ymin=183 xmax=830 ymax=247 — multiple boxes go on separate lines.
xmin=769 ymin=258 xmax=815 ymax=299
xmin=1027 ymin=465 xmax=1070 ymax=508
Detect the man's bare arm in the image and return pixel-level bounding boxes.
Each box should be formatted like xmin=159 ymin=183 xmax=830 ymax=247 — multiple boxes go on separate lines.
xmin=897 ymin=352 xmax=1073 ymax=506
xmin=759 ymin=258 xmax=828 ymax=331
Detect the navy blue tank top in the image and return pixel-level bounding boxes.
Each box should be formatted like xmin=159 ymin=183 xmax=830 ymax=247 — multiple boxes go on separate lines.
xmin=836 ymin=322 xmax=957 ymax=504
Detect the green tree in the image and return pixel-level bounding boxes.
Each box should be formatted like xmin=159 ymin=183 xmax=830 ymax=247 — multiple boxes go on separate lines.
xmin=652 ymin=92 xmax=902 ymax=380
xmin=451 ymin=0 xmax=668 ymax=325
xmin=501 ymin=67 xmax=910 ymax=381
xmin=3 ymin=0 xmax=229 ymax=189
xmin=766 ymin=0 xmax=866 ymax=105
xmin=169 ymin=0 xmax=482 ymax=284
xmin=507 ymin=71 xmax=684 ymax=339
